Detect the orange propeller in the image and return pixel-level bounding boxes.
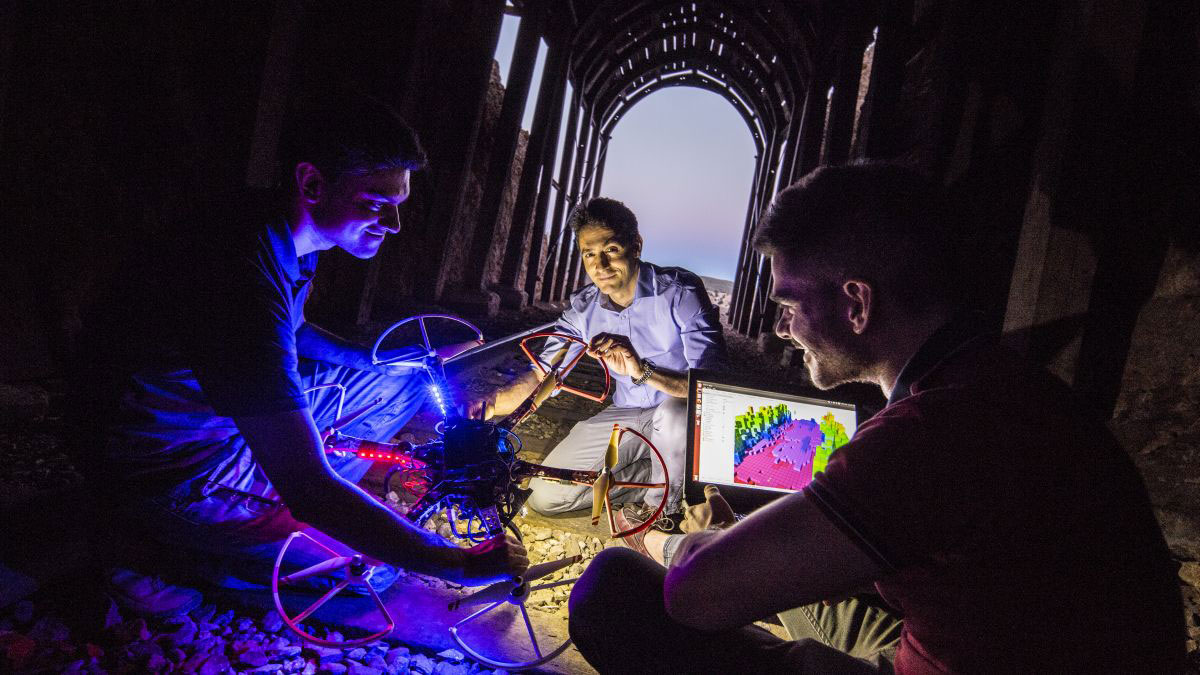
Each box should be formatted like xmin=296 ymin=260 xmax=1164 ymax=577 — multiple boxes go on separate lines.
xmin=590 ymin=424 xmax=621 ymax=529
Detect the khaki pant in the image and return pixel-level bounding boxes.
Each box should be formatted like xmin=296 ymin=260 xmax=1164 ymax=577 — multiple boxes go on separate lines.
xmin=570 ymin=547 xmax=904 ymax=674
xmin=526 ymin=397 xmax=689 ymax=514
xmin=778 ymin=595 xmax=902 ymax=668
xmin=660 ymin=533 xmax=903 ymax=669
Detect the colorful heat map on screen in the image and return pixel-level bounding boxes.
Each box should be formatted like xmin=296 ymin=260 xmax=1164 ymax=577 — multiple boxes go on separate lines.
xmin=732 ymin=403 xmax=850 ymax=490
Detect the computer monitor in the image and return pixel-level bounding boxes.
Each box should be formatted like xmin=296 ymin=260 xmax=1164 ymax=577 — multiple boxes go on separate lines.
xmin=685 ymin=368 xmax=860 ymax=513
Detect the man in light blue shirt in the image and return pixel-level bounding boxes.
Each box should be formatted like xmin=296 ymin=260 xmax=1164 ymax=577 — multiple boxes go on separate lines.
xmin=476 ymin=198 xmax=726 ymax=523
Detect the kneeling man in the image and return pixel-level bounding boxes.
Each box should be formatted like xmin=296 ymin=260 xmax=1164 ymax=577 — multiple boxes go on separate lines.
xmin=475 ymin=198 xmax=725 ymax=525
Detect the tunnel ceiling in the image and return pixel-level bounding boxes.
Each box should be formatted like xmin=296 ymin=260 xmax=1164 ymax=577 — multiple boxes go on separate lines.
xmin=565 ymin=0 xmax=824 ymax=151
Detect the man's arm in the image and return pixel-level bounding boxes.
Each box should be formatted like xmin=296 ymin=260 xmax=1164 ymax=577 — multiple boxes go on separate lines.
xmin=674 ymin=282 xmax=727 ymax=372
xmin=588 ymin=334 xmax=688 ymax=398
xmin=663 ymin=490 xmax=883 ymax=632
xmin=462 ymin=368 xmax=542 ymax=419
xmin=296 ymin=323 xmax=378 ymax=371
xmin=640 ymin=363 xmax=688 ymax=398
xmin=235 ymin=409 xmax=527 ymax=584
xmin=464 ymin=306 xmax=586 ymax=419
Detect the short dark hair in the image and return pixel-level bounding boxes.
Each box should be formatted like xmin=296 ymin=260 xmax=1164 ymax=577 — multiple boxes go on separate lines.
xmin=278 ymin=90 xmax=427 ymax=185
xmin=568 ymin=197 xmax=640 ymax=250
xmin=754 ymin=161 xmax=962 ymax=312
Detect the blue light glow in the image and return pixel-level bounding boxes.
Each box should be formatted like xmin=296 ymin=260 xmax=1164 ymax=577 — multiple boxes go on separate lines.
xmin=428 ymin=383 xmax=449 ymax=417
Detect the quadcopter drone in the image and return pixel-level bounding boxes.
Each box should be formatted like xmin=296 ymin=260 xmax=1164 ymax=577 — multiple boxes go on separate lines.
xmin=271 ymin=314 xmax=670 ymax=668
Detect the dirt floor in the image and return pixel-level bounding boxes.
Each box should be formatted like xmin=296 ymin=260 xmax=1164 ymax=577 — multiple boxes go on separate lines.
xmin=3 ymin=303 xmax=1199 ymax=672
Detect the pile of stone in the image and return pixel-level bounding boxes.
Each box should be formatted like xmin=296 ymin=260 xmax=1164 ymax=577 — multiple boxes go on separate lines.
xmin=378 ymin=502 xmax=613 ymax=610
xmin=0 ymin=599 xmax=508 ymax=675
xmin=0 ymin=384 xmax=81 ymax=494
xmin=516 ymin=524 xmax=610 ymax=616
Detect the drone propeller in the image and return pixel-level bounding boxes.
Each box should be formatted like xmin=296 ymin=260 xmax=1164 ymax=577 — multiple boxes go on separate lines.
xmin=448 ymin=554 xmax=582 ymax=611
xmin=447 ymin=578 xmax=517 ymax=611
xmin=279 ymin=555 xmax=360 ymax=584
xmin=590 ymin=424 xmax=621 ymax=528
xmin=530 ymin=348 xmax=568 ymax=408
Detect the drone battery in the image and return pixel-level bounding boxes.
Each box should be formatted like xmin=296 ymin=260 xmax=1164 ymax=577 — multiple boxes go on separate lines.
xmin=442 ymin=419 xmax=500 ymax=469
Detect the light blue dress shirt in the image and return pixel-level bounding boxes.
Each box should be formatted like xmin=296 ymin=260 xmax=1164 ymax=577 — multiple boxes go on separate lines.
xmin=539 ymin=261 xmax=727 ymax=408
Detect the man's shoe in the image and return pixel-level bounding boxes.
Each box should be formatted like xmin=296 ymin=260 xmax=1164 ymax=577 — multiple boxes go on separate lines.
xmin=612 ymin=508 xmax=652 ymax=557
xmin=622 ymin=503 xmax=683 ymax=534
xmin=105 ymin=568 xmax=203 ymax=619
xmin=364 ymin=563 xmax=399 ymax=595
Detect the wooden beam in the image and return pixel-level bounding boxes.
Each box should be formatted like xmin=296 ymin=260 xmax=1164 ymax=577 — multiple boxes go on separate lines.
xmin=552 ymin=112 xmax=592 ymax=300
xmin=496 ymin=43 xmax=568 ymax=308
xmin=412 ymin=0 xmax=507 ymax=302
xmin=535 ymin=87 xmax=581 ymax=302
xmin=462 ymin=1 xmax=545 ymax=293
xmin=821 ymin=25 xmax=868 ymax=166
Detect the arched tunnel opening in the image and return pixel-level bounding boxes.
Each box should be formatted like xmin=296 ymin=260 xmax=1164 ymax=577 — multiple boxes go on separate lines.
xmin=598 ymin=87 xmax=757 ymax=310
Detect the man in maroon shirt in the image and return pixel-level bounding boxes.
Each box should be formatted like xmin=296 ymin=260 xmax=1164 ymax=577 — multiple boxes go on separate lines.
xmin=567 ymin=162 xmax=1186 ymax=673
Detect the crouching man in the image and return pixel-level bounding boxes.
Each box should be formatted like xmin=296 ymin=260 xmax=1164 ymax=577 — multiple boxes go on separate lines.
xmin=567 ymin=163 xmax=1185 ymax=673
xmin=74 ymin=93 xmax=526 ymax=617
xmin=468 ymin=198 xmax=726 ymax=529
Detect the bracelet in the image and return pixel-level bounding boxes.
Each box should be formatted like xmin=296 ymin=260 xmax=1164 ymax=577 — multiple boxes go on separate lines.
xmin=633 ymin=358 xmax=656 ymax=385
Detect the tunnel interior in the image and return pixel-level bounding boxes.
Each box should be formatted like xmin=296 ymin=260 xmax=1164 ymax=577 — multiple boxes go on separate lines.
xmin=1 ymin=0 xmax=1199 ymax=668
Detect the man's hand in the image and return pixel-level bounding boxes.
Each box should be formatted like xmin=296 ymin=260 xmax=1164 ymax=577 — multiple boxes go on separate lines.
xmin=681 ymin=485 xmax=738 ymax=533
xmin=459 ymin=391 xmax=497 ymax=420
xmin=454 ymin=533 xmax=529 ymax=585
xmin=588 ymin=333 xmax=643 ymax=379
xmin=460 ymin=369 xmax=541 ymax=420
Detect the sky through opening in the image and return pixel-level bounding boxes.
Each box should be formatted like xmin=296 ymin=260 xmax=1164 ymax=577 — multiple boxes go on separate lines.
xmin=496 ymin=14 xmax=755 ymax=282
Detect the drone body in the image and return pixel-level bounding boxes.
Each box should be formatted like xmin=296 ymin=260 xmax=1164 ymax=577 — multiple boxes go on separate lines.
xmin=273 ymin=315 xmax=669 ymax=668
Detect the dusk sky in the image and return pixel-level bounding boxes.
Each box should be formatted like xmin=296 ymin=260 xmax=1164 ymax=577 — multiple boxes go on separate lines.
xmin=495 ymin=16 xmax=756 ymax=281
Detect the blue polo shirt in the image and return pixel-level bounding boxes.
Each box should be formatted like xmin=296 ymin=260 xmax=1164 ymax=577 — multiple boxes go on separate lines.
xmin=84 ymin=190 xmax=317 ymax=486
xmin=541 ymin=261 xmax=726 ymax=408
xmin=187 ymin=213 xmax=317 ymax=417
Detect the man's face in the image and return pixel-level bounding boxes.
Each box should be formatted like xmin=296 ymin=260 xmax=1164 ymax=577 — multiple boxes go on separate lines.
xmin=310 ymin=168 xmax=411 ymax=259
xmin=770 ymin=256 xmax=869 ymax=390
xmin=577 ymin=224 xmax=640 ymax=299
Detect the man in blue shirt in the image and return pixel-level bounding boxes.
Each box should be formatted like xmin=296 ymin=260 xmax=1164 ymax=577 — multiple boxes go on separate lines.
xmin=78 ymin=94 xmax=527 ymax=616
xmin=472 ymin=198 xmax=726 ymax=525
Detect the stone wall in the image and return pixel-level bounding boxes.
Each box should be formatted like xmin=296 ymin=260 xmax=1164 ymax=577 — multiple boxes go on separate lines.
xmin=369 ymin=60 xmax=529 ymax=318
xmin=1112 ymin=244 xmax=1200 ymax=559
xmin=1 ymin=3 xmax=274 ymax=380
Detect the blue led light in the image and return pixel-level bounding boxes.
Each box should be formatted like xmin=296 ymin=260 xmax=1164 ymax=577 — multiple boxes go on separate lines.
xmin=428 ymin=382 xmax=448 ymax=417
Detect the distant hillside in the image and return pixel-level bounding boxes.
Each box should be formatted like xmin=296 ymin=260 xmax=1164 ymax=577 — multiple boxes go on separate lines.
xmin=700 ymin=276 xmax=733 ymax=294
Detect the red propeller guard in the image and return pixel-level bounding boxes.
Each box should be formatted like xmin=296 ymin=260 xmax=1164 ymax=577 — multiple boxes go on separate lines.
xmin=603 ymin=426 xmax=670 ymax=539
xmin=518 ymin=332 xmax=611 ymax=402
xmin=271 ymin=531 xmax=395 ymax=647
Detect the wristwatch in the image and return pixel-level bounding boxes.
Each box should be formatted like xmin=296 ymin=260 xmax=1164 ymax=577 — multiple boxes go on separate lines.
xmin=633 ymin=358 xmax=656 ymax=385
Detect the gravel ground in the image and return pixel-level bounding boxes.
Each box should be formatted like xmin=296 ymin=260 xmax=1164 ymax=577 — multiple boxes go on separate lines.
xmin=0 ymin=595 xmax=509 ymax=674
xmin=0 ymin=306 xmax=613 ymax=674
xmin=4 ymin=305 xmax=1199 ymax=670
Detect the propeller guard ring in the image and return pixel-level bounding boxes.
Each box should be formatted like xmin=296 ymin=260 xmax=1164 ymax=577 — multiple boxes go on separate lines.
xmin=518 ymin=332 xmax=611 ymax=402
xmin=271 ymin=531 xmax=396 ymax=648
xmin=445 ymin=555 xmax=582 ymax=669
xmin=370 ymin=314 xmax=484 ymax=368
xmin=597 ymin=426 xmax=671 ymax=539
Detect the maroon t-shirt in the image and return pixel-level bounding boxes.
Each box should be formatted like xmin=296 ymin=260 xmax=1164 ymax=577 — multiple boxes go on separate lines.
xmin=807 ymin=335 xmax=1184 ymax=673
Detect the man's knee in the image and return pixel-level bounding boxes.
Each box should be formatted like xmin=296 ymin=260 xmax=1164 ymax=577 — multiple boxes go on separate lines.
xmin=526 ymin=478 xmax=584 ymax=515
xmin=653 ymin=397 xmax=688 ymax=438
xmin=569 ymin=547 xmax=657 ymax=621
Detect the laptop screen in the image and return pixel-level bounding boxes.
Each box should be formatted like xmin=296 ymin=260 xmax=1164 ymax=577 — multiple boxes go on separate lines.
xmin=687 ymin=371 xmax=858 ymax=509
